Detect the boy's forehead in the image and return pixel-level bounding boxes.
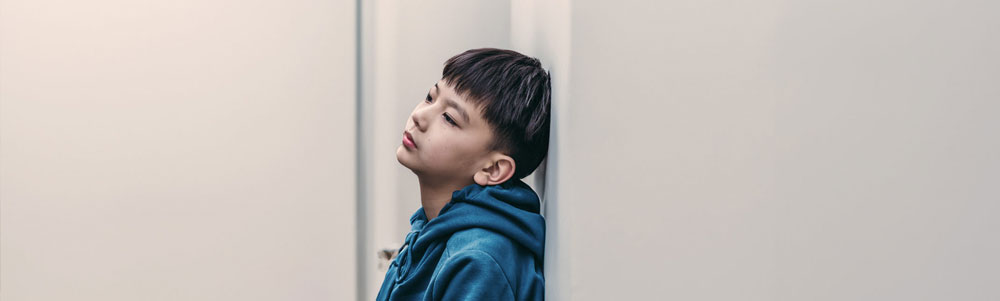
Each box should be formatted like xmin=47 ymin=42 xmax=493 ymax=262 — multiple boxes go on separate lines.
xmin=436 ymin=79 xmax=459 ymax=96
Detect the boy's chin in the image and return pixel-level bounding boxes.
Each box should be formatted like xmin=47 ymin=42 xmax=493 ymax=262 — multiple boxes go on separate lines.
xmin=395 ymin=146 xmax=415 ymax=169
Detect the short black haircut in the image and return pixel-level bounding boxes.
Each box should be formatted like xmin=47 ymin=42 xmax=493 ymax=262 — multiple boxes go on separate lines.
xmin=442 ymin=48 xmax=551 ymax=181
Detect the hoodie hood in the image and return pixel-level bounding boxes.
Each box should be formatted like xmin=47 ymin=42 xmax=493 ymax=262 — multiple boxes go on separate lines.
xmin=405 ymin=179 xmax=545 ymax=262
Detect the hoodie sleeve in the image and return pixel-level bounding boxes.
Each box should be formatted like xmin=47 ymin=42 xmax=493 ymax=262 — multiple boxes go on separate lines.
xmin=428 ymin=250 xmax=515 ymax=301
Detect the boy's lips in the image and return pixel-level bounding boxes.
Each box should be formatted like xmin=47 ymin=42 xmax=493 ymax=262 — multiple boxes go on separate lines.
xmin=403 ymin=131 xmax=417 ymax=149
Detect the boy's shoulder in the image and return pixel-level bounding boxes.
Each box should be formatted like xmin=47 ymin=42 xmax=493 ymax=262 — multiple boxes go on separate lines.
xmin=424 ymin=228 xmax=522 ymax=300
xmin=444 ymin=228 xmax=518 ymax=258
xmin=441 ymin=228 xmax=526 ymax=270
xmin=430 ymin=229 xmax=543 ymax=300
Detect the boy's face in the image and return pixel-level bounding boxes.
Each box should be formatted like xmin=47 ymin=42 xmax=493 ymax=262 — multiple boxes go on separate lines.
xmin=396 ymin=79 xmax=496 ymax=184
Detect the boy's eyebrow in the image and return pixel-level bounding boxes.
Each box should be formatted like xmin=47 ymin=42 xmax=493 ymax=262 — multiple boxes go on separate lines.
xmin=434 ymin=83 xmax=470 ymax=124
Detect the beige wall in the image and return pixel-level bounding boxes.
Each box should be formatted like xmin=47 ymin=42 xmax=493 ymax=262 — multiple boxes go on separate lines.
xmin=0 ymin=0 xmax=358 ymax=300
xmin=516 ymin=0 xmax=1000 ymax=300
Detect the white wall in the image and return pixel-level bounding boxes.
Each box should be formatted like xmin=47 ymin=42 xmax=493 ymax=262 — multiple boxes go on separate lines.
xmin=516 ymin=0 xmax=1000 ymax=299
xmin=0 ymin=0 xmax=358 ymax=300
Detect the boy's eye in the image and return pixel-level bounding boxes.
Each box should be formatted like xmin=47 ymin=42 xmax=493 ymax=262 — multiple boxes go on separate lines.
xmin=443 ymin=114 xmax=457 ymax=126
xmin=425 ymin=93 xmax=432 ymax=102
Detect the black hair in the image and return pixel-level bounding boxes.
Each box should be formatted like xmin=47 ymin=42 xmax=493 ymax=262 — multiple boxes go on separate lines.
xmin=442 ymin=48 xmax=552 ymax=181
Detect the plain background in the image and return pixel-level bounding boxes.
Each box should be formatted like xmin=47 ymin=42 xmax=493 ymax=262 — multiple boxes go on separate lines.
xmin=1 ymin=0 xmax=358 ymax=300
xmin=3 ymin=0 xmax=999 ymax=300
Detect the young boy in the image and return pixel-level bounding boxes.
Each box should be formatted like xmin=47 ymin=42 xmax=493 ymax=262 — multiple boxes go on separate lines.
xmin=375 ymin=48 xmax=551 ymax=300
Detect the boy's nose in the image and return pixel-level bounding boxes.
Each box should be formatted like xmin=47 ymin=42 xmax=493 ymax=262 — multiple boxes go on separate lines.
xmin=410 ymin=113 xmax=424 ymax=131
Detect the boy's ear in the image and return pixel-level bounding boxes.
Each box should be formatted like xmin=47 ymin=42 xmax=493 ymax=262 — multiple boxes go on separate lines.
xmin=473 ymin=153 xmax=516 ymax=186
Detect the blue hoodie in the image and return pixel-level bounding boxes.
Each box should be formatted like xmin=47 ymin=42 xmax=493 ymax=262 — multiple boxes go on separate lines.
xmin=375 ymin=179 xmax=545 ymax=301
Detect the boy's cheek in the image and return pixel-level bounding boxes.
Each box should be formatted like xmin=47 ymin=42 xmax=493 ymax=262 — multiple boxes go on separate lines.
xmin=422 ymin=149 xmax=445 ymax=163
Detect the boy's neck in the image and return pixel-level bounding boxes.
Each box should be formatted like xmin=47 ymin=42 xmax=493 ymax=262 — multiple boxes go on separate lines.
xmin=417 ymin=176 xmax=474 ymax=220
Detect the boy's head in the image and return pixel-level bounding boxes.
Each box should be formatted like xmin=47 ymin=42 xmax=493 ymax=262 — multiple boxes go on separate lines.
xmin=396 ymin=48 xmax=551 ymax=186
